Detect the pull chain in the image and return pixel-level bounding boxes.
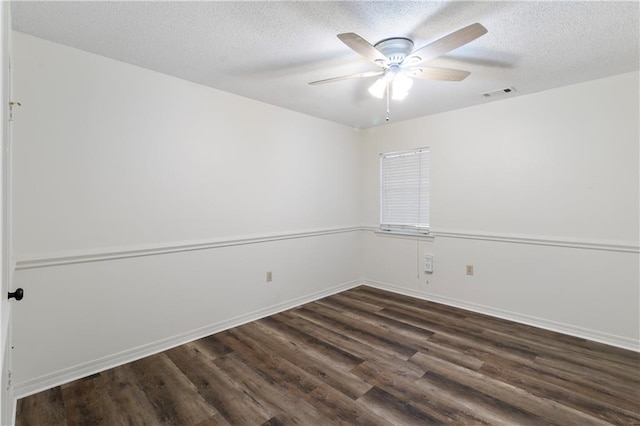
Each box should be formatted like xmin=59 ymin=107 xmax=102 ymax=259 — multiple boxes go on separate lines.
xmin=385 ymin=83 xmax=390 ymax=122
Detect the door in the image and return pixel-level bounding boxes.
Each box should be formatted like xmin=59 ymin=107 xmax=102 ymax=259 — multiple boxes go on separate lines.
xmin=0 ymin=2 xmax=13 ymax=424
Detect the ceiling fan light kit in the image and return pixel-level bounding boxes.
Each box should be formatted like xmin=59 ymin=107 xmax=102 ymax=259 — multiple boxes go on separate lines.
xmin=391 ymin=74 xmax=413 ymax=100
xmin=368 ymin=78 xmax=387 ymax=99
xmin=310 ymin=23 xmax=488 ymax=122
xmin=368 ymin=68 xmax=414 ymax=100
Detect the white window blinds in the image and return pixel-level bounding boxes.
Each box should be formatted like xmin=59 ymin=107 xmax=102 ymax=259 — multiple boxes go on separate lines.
xmin=380 ymin=148 xmax=430 ymax=234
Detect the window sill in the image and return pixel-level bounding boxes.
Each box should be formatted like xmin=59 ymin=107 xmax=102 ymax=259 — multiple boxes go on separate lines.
xmin=375 ymin=229 xmax=434 ymax=241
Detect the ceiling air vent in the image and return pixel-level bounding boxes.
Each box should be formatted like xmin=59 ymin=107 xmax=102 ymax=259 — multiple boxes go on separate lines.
xmin=481 ymin=86 xmax=517 ymax=98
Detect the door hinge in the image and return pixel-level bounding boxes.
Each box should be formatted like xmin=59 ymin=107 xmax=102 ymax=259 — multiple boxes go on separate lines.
xmin=8 ymin=101 xmax=20 ymax=121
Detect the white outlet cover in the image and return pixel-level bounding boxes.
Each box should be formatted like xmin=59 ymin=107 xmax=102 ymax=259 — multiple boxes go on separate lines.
xmin=424 ymin=254 xmax=434 ymax=273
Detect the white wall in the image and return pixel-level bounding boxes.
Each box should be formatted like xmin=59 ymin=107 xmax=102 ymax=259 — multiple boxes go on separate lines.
xmin=10 ymin=32 xmax=362 ymax=396
xmin=13 ymin=34 xmax=360 ymax=255
xmin=360 ymin=71 xmax=640 ymax=350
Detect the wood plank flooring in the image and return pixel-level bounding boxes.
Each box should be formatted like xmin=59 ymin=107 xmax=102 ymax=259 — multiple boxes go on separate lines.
xmin=16 ymin=286 xmax=640 ymax=425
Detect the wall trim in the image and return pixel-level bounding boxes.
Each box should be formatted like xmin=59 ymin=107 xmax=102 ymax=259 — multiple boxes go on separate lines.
xmin=16 ymin=226 xmax=638 ymax=271
xmin=362 ymin=279 xmax=640 ymax=353
xmin=431 ymin=229 xmax=639 ymax=253
xmin=14 ymin=226 xmax=364 ymax=270
xmin=362 ymin=225 xmax=640 ymax=253
xmin=13 ymin=279 xmax=361 ymax=399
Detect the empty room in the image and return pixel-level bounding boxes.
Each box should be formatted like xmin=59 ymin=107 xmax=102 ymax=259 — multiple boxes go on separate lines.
xmin=0 ymin=1 xmax=638 ymax=425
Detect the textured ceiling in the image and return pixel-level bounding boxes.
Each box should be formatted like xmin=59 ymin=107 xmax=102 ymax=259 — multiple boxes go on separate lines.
xmin=11 ymin=1 xmax=640 ymax=129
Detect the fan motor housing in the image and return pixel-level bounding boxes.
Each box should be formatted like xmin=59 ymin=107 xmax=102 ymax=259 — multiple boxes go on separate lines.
xmin=374 ymin=37 xmax=414 ymax=64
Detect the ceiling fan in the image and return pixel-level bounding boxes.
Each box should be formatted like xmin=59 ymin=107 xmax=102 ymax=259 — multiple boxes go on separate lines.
xmin=309 ymin=23 xmax=487 ymax=119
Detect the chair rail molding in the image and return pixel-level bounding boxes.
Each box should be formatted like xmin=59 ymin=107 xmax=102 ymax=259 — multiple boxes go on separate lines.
xmin=14 ymin=226 xmax=364 ymax=270
xmin=362 ymin=225 xmax=639 ymax=253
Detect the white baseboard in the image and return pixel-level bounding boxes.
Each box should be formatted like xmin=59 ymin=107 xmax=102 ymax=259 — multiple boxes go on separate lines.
xmin=362 ymin=279 xmax=640 ymax=353
xmin=13 ymin=279 xmax=360 ymax=399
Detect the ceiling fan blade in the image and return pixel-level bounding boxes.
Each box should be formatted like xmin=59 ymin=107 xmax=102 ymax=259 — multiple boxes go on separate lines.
xmin=308 ymin=70 xmax=383 ymax=85
xmin=408 ymin=23 xmax=487 ymax=65
xmin=337 ymin=33 xmax=389 ymax=65
xmin=407 ymin=67 xmax=471 ymax=81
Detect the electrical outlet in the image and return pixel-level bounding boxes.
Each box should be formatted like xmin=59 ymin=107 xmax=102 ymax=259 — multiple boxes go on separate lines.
xmin=266 ymin=271 xmax=273 ymax=282
xmin=466 ymin=265 xmax=474 ymax=275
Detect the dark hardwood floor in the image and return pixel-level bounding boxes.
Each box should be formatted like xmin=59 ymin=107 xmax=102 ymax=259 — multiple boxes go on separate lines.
xmin=16 ymin=286 xmax=640 ymax=425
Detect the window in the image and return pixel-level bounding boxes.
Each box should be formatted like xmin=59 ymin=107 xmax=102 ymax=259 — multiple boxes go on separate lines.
xmin=380 ymin=148 xmax=430 ymax=235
